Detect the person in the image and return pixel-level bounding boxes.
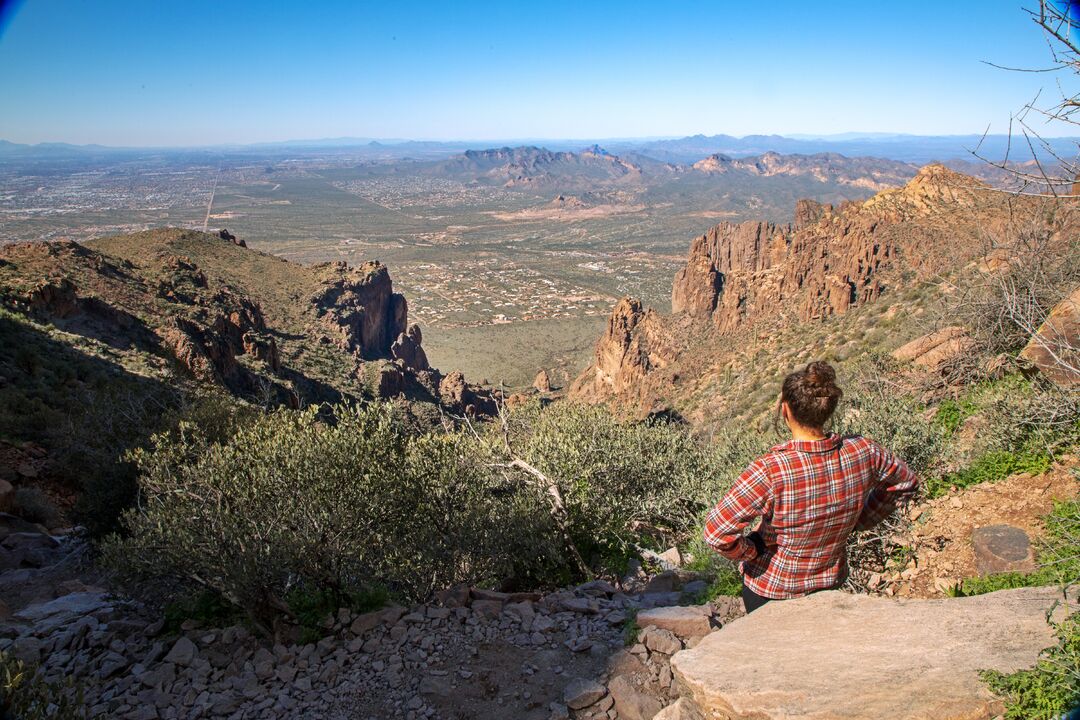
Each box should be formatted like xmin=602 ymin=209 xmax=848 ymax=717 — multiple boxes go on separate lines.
xmin=703 ymin=361 xmax=918 ymax=614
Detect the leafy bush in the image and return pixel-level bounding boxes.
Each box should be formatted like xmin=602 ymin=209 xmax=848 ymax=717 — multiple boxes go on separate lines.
xmin=104 ymin=398 xmax=773 ymax=632
xmin=104 ymin=403 xmax=558 ymax=631
xmin=981 ymin=613 xmax=1080 ymax=720
xmin=0 ymin=651 xmax=85 ymax=719
xmin=507 ymin=402 xmax=768 ymax=564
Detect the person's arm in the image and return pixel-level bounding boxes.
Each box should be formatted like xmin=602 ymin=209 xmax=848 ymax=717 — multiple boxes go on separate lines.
xmin=855 ymin=442 xmax=919 ymax=531
xmin=703 ymin=459 xmax=773 ymax=562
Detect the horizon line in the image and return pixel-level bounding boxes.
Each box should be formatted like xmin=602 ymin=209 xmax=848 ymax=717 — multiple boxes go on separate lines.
xmin=4 ymin=131 xmax=1080 ymax=152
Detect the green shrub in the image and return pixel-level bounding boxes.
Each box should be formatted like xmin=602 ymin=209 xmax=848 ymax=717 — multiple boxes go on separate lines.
xmin=103 ymin=398 xmax=773 ymax=632
xmin=924 ymin=450 xmax=1053 ymax=499
xmin=104 ymin=403 xmax=557 ymax=632
xmin=505 ymin=402 xmax=766 ymax=567
xmin=981 ymin=613 xmax=1080 ymax=720
xmin=162 ymin=590 xmax=244 ymax=634
xmin=12 ymin=487 xmax=62 ymax=528
xmin=0 ymin=651 xmax=85 ymax=719
xmin=834 ymin=354 xmax=946 ymax=479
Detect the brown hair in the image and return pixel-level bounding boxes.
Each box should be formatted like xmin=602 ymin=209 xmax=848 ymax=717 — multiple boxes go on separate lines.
xmin=781 ymin=361 xmax=843 ymax=429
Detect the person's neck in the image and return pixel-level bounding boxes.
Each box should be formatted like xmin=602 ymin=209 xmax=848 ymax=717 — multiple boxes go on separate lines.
xmin=789 ymin=424 xmax=827 ymax=442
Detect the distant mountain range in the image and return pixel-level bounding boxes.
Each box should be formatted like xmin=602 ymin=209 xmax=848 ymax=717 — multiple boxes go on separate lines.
xmin=2 ymin=133 xmax=1077 ymax=165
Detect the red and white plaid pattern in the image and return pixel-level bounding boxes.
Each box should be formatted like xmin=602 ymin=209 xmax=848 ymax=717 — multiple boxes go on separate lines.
xmin=703 ymin=433 xmax=918 ymax=599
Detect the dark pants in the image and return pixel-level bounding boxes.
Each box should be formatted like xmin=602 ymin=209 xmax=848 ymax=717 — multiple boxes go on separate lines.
xmin=741 ymin=583 xmax=772 ymax=614
xmin=741 ymin=582 xmax=839 ymax=613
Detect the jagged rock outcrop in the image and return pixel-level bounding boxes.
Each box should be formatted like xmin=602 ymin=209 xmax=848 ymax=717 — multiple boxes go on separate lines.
xmin=571 ymin=166 xmax=1012 ymax=413
xmin=670 ymin=587 xmax=1066 ymax=720
xmin=670 ymin=164 xmax=982 ymax=335
xmin=242 ymin=331 xmax=281 ymax=372
xmin=439 ymin=370 xmax=496 ymax=416
xmin=163 ymin=317 xmax=241 ymax=386
xmin=570 ymin=298 xmax=679 ymax=406
xmin=793 ymin=198 xmax=831 ymax=230
xmin=310 ymin=261 xmax=408 ymax=359
xmin=390 ymin=323 xmax=429 ymax=371
xmin=25 ymin=278 xmax=79 ymax=318
xmin=218 ymin=228 xmax=246 ymax=248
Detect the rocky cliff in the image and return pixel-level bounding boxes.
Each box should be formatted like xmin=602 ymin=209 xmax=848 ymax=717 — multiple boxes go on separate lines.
xmin=570 ymin=165 xmax=996 ymax=414
xmin=0 ymin=229 xmax=488 ymax=411
xmin=672 ymin=164 xmax=982 ymax=334
xmin=569 ymin=298 xmax=683 ymax=409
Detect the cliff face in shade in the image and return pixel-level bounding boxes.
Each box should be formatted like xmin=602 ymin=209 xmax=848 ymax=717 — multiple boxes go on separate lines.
xmin=309 ymin=261 xmax=409 ymax=360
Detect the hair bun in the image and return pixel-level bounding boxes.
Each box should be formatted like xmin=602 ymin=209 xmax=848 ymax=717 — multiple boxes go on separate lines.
xmin=804 ymin=361 xmax=842 ymax=398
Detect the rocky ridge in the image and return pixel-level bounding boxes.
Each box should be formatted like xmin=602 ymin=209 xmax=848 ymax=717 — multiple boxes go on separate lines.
xmin=0 ymin=229 xmax=494 ymax=412
xmin=691 ymin=151 xmax=917 ymax=191
xmin=570 ymin=165 xmax=994 ymax=410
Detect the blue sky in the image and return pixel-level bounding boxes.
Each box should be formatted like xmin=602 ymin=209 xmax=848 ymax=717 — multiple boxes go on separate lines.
xmin=0 ymin=0 xmax=1075 ymax=146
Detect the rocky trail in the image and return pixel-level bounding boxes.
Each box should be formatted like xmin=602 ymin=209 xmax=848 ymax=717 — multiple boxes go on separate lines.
xmin=0 ymin=521 xmax=744 ymax=720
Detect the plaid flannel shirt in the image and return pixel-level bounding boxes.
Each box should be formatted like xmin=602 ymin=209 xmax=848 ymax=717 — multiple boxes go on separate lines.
xmin=703 ymin=433 xmax=917 ymax=599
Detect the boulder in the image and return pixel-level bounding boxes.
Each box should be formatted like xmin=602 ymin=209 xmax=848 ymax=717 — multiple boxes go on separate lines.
xmin=390 ymin=324 xmax=429 ymax=371
xmin=671 ymin=587 xmax=1066 ymax=720
xmin=972 ymin=524 xmax=1036 ymax=575
xmin=1019 ymin=286 xmax=1079 ymax=387
xmin=563 ymin=678 xmax=607 ymax=709
xmin=636 ymin=606 xmax=714 ymax=639
xmin=892 ymin=326 xmax=975 ymax=372
xmin=644 ymin=570 xmax=678 ymax=595
xmin=163 ymin=636 xmax=197 ymax=667
xmin=608 ymin=674 xmax=663 ymax=720
xmin=641 ymin=626 xmax=683 ymax=656
xmin=533 ymin=369 xmax=552 ymax=393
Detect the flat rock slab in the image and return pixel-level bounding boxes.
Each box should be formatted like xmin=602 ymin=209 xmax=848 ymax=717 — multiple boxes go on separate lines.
xmin=671 ymin=587 xmax=1065 ymax=720
xmin=972 ymin=524 xmax=1035 ymax=575
xmin=637 ymin=605 xmax=714 ymax=639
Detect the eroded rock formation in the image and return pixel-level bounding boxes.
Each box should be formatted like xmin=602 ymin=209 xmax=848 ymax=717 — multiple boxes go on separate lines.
xmin=572 ymin=165 xmax=989 ymax=411
xmin=310 ymin=261 xmax=408 ymax=359
xmin=570 ymin=297 xmax=679 ymax=407
xmin=669 ymin=164 xmax=981 ymax=336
